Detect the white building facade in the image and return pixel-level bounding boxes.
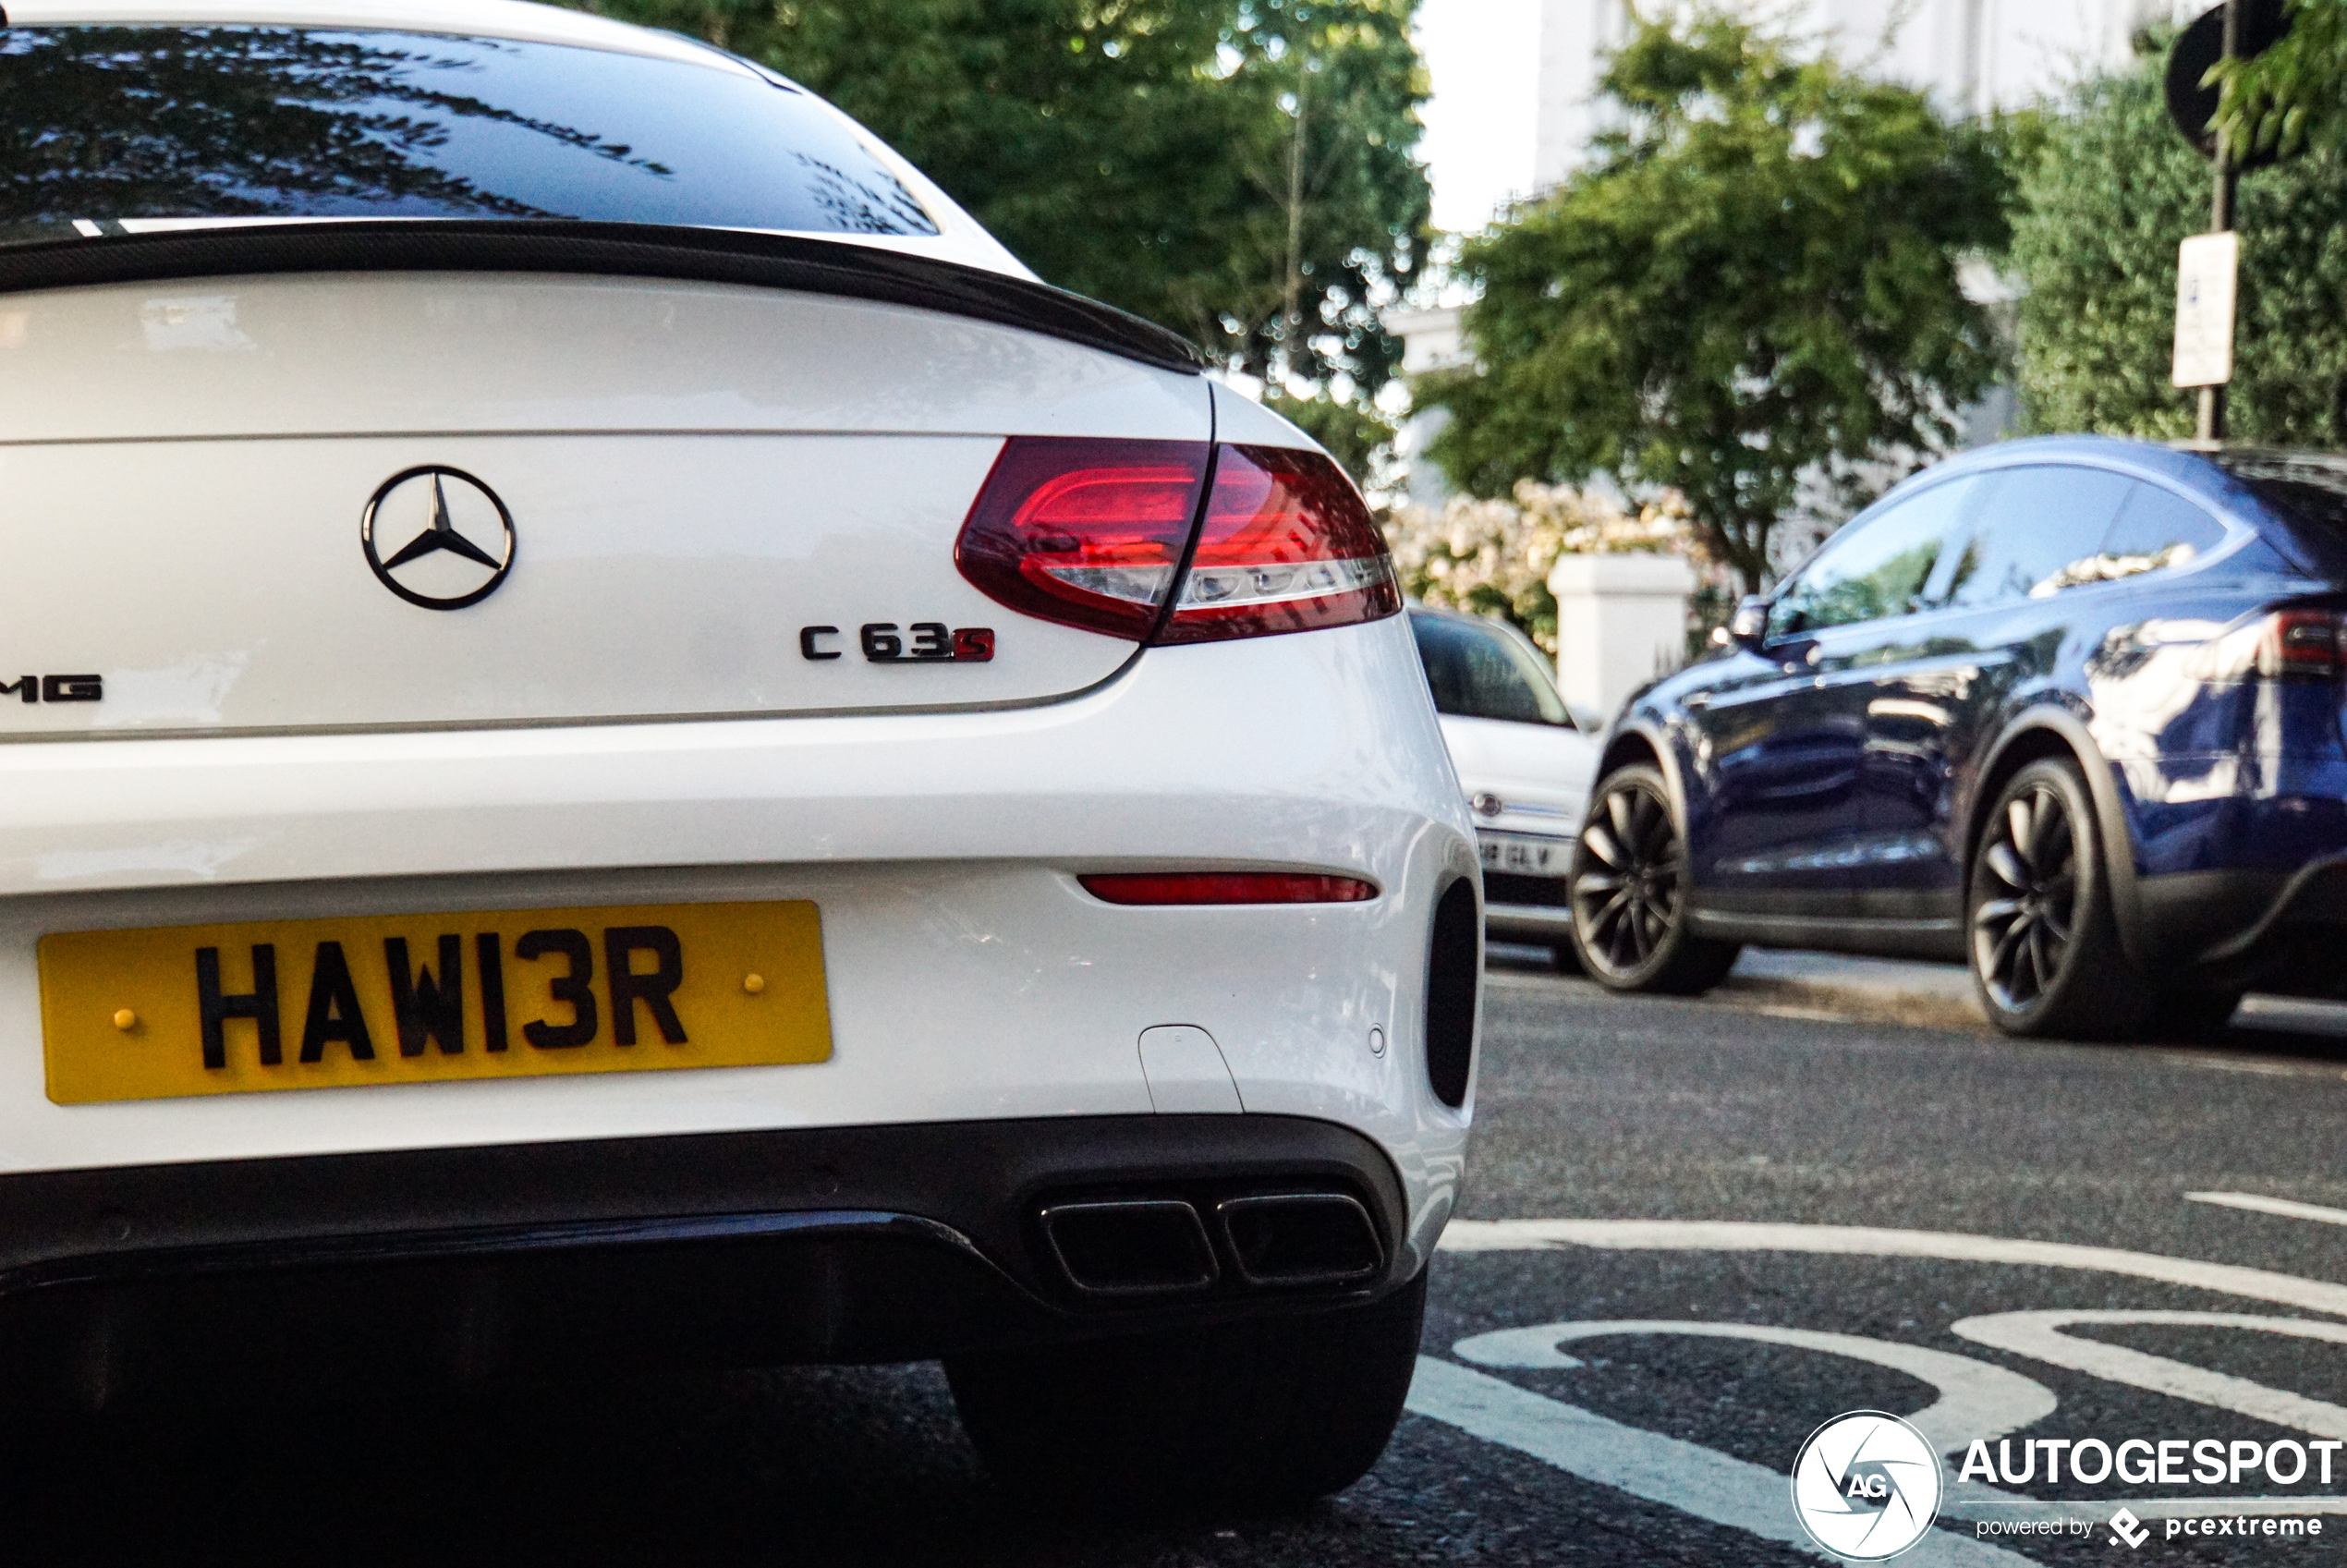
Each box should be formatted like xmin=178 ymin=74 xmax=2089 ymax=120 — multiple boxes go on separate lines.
xmin=1536 ymin=0 xmax=2195 ymax=185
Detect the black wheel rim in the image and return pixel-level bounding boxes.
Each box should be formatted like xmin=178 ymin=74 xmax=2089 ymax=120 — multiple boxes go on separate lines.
xmin=1971 ymin=782 xmax=2078 ymax=1014
xmin=1571 ymin=780 xmax=1682 ymax=978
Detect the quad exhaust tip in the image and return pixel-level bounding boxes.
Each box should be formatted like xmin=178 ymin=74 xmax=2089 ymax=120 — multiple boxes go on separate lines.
xmin=1216 ymin=1193 xmax=1382 ymax=1287
xmin=1039 ymin=1199 xmax=1220 ymax=1296
xmin=1037 ymin=1190 xmax=1383 ymax=1297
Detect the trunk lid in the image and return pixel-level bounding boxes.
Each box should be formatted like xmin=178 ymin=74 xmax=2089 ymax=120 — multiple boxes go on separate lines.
xmin=0 ymin=270 xmax=1210 ymax=735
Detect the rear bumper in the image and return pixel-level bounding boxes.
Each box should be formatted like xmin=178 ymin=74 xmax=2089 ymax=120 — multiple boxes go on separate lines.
xmin=1485 ymin=902 xmax=1574 ymax=944
xmin=0 ymin=621 xmax=1476 ymax=1354
xmin=2169 ymin=852 xmax=2347 ymax=995
xmin=0 ymin=1113 xmax=1411 ymax=1409
xmin=1480 ymin=864 xmax=1575 ymax=947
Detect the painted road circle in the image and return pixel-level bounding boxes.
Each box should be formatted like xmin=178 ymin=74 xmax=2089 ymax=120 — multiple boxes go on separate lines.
xmin=1790 ymin=1409 xmax=1943 ymax=1561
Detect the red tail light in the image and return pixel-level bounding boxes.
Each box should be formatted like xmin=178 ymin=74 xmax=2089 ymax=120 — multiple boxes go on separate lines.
xmin=2261 ymin=609 xmax=2347 ymax=679
xmin=1157 ymin=444 xmax=1401 ymax=644
xmin=1079 ymin=873 xmax=1379 ymax=906
xmin=955 ymin=438 xmax=1398 ymax=644
xmin=954 ymin=438 xmax=1210 ymax=639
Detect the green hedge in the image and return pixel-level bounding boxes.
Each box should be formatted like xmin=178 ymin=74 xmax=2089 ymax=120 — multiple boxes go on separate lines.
xmin=2013 ymin=58 xmax=2347 ymax=445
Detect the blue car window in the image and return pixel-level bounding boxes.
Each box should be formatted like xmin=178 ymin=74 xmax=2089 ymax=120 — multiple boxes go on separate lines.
xmin=1768 ymin=475 xmax=1984 ymax=638
xmin=1940 ymin=466 xmax=2131 ymax=609
xmin=0 ymin=27 xmax=939 ymax=244
xmin=2038 ymin=483 xmax=2229 ymax=590
xmin=1410 ymin=614 xmax=1572 ymax=727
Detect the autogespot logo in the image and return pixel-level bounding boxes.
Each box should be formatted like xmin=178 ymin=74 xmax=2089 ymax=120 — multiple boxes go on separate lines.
xmin=1791 ymin=1411 xmax=1944 ymax=1561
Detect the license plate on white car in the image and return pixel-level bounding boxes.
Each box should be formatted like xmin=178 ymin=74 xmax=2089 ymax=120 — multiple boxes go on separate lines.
xmin=40 ymin=900 xmax=832 ymax=1105
xmin=1478 ymin=832 xmax=1571 ymax=878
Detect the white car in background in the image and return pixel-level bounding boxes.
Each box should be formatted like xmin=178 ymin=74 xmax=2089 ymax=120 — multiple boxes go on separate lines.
xmin=1408 ymin=606 xmax=1598 ymax=971
xmin=0 ymin=0 xmax=1478 ymax=1508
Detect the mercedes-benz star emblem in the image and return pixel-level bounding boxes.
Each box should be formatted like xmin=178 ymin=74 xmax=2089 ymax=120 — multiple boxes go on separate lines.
xmin=362 ymin=467 xmax=516 ymax=610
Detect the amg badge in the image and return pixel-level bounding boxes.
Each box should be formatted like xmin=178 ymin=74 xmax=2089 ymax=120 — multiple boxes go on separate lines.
xmin=0 ymin=675 xmax=101 ymax=704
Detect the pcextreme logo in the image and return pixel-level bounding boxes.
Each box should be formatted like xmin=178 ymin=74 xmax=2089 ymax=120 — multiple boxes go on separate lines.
xmin=1790 ymin=1410 xmax=1944 ymax=1561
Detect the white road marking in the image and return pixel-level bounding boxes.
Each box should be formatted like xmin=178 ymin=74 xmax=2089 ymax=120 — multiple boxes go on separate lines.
xmin=2186 ymin=1191 xmax=2347 ymax=1228
xmin=1405 ymin=1356 xmax=2038 ymax=1566
xmin=2148 ymin=1053 xmax=2313 ymax=1077
xmin=1438 ymin=1219 xmax=2347 ymax=1317
xmin=1951 ymin=1310 xmax=2347 ymax=1440
xmin=1420 ymin=1222 xmax=2347 ymax=1549
xmin=1450 ymin=1319 xmax=2057 ymax=1459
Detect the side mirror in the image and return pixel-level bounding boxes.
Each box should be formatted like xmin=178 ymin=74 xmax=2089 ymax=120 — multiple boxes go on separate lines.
xmin=1722 ymin=595 xmax=1769 ymax=650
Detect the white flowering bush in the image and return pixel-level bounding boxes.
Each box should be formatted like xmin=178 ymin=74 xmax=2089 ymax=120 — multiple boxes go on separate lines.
xmin=1381 ymin=481 xmax=1694 ymax=653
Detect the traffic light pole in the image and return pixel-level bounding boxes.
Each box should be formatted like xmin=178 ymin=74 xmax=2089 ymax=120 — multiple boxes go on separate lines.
xmin=2196 ymin=0 xmax=2242 ymax=444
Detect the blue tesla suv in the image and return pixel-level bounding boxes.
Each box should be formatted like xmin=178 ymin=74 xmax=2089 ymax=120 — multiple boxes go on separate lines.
xmin=1571 ymin=436 xmax=2347 ymax=1039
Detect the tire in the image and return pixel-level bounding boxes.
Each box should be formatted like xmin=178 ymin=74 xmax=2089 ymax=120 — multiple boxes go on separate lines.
xmin=1966 ymin=757 xmax=2153 ymax=1039
xmin=1567 ymin=763 xmax=1740 ymax=995
xmin=1550 ymin=940 xmax=1584 ymax=977
xmin=945 ymin=1269 xmax=1427 ymax=1511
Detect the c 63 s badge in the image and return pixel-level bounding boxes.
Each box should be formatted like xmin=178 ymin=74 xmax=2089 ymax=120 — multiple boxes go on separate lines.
xmin=798 ymin=624 xmax=995 ymax=662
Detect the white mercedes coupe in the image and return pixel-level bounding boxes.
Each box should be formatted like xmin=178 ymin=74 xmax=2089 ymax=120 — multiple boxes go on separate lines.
xmin=0 ymin=0 xmax=1478 ymax=1505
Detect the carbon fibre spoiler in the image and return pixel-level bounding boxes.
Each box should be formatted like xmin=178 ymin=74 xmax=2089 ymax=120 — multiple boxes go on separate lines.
xmin=0 ymin=219 xmax=1208 ymax=376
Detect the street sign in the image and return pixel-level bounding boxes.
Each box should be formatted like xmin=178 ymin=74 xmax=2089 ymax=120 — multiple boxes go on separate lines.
xmin=2172 ymin=231 xmax=2240 ymax=389
xmin=2166 ymin=0 xmax=2291 ymax=166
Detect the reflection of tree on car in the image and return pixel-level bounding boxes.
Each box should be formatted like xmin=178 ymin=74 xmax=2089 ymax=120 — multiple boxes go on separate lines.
xmin=0 ymin=25 xmax=934 ymax=239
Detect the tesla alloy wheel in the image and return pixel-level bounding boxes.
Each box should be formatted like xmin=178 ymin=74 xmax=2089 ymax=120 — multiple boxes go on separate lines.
xmin=1569 ymin=764 xmax=1739 ymax=995
xmin=1966 ymin=758 xmax=2151 ymax=1039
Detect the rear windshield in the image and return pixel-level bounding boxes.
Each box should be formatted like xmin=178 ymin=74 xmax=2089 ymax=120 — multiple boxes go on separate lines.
xmin=2214 ymin=452 xmax=2347 ymax=537
xmin=1410 ymin=613 xmax=1574 ymax=727
xmin=0 ymin=26 xmax=938 ymax=244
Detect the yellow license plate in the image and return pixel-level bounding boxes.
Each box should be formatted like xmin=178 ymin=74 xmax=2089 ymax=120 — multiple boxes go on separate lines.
xmin=40 ymin=900 xmax=831 ymax=1105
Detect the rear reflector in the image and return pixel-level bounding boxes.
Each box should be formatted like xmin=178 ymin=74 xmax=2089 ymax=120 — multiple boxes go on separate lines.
xmin=1156 ymin=444 xmax=1401 ymax=644
xmin=954 ymin=438 xmax=1210 ymax=639
xmin=1079 ymin=873 xmax=1379 ymax=906
xmin=955 ymin=437 xmax=1397 ymax=644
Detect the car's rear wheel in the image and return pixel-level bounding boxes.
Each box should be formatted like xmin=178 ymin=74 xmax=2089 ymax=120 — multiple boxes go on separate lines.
xmin=1568 ymin=763 xmax=1739 ymax=995
xmin=944 ymin=1269 xmax=1426 ymax=1510
xmin=1966 ymin=758 xmax=2153 ymax=1039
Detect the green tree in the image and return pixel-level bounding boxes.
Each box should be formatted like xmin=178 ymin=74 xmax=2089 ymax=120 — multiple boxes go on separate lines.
xmin=552 ymin=0 xmax=1431 ymax=398
xmin=2216 ymin=0 xmax=2347 ymax=161
xmin=2011 ymin=50 xmax=2347 ymax=444
xmin=1417 ymin=12 xmax=2009 ymax=593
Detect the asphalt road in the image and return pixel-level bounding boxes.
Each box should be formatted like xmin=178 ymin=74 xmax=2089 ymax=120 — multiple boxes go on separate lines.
xmin=23 ymin=954 xmax=2347 ymax=1565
